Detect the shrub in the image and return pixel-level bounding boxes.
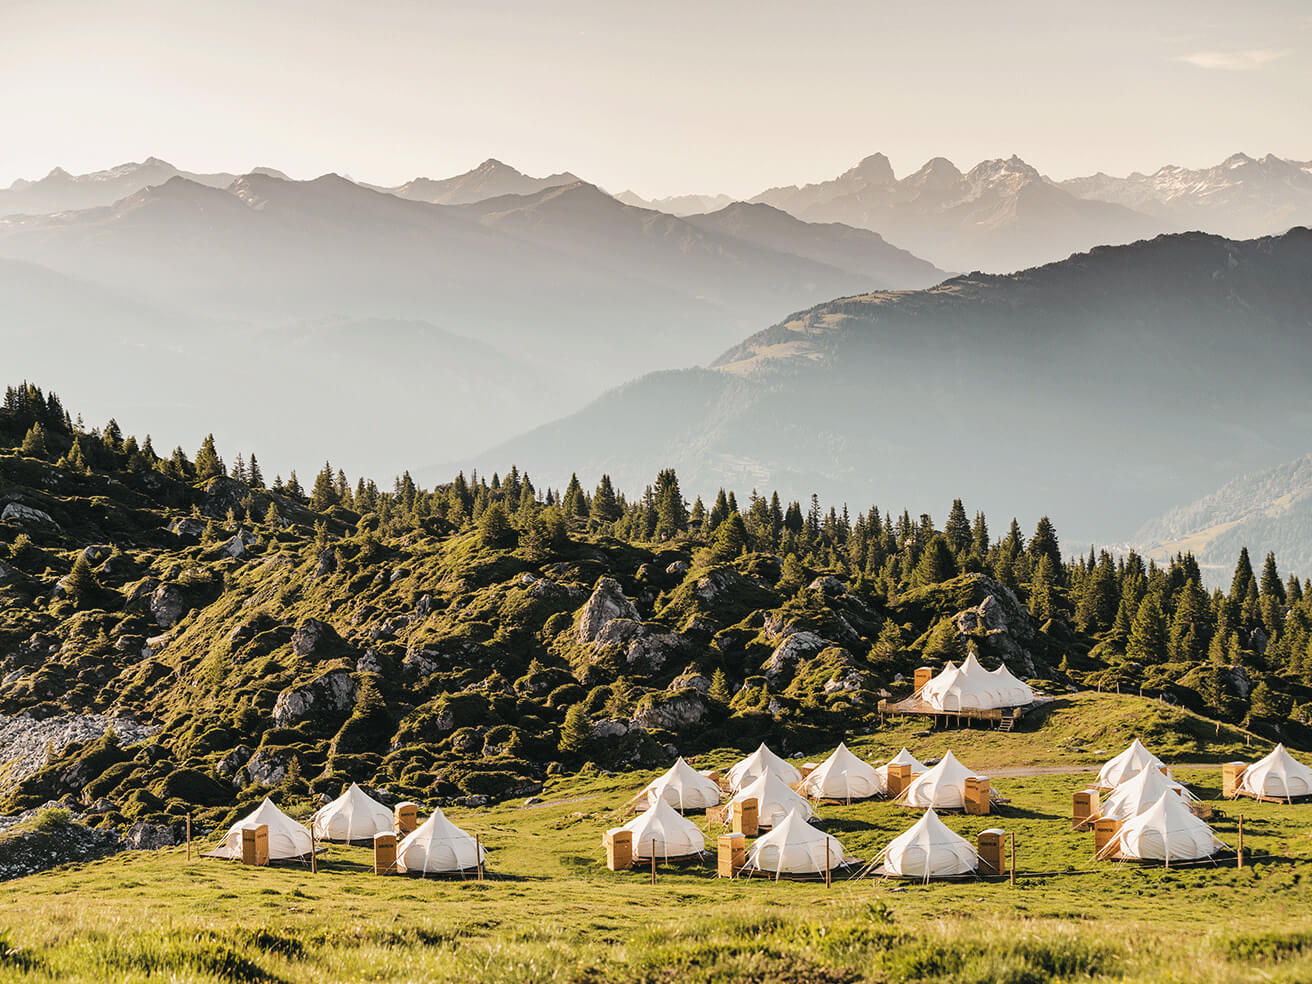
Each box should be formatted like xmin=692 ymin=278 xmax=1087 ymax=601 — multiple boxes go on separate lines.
xmin=31 ymin=807 xmax=71 ymax=832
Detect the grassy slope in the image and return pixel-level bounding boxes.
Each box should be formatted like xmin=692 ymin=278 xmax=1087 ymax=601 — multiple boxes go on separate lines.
xmin=1 ymin=695 xmax=1311 ymax=983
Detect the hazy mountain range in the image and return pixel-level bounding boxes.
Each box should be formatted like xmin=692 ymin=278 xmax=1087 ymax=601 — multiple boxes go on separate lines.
xmin=0 ymin=165 xmax=942 ymax=478
xmin=478 ymin=227 xmax=1312 ymax=547
xmin=1136 ymin=451 xmax=1312 ymax=583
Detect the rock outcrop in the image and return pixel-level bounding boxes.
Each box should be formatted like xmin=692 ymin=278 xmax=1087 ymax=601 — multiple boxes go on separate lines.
xmin=291 ymin=619 xmax=348 ymax=661
xmin=578 ymin=577 xmax=641 ymax=643
xmin=272 ymin=670 xmax=357 ymax=727
xmin=1 ymin=503 xmax=57 ymax=528
xmin=148 ymin=584 xmax=190 ymax=629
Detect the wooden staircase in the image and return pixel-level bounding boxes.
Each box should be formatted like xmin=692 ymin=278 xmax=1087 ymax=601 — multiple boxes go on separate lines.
xmin=997 ymin=713 xmax=1017 ymax=733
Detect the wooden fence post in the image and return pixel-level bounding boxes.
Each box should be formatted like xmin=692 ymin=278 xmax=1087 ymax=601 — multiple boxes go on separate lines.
xmin=186 ymin=813 xmax=191 ymax=862
xmin=311 ymin=826 xmax=317 ymax=874
xmin=1238 ymin=815 xmax=1244 ymax=869
xmin=650 ymin=853 xmax=656 ymax=886
xmin=1009 ymin=832 xmax=1015 ymax=886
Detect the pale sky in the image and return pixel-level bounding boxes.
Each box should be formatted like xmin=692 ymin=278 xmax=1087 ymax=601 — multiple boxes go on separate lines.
xmin=2 ymin=0 xmax=1309 ymax=197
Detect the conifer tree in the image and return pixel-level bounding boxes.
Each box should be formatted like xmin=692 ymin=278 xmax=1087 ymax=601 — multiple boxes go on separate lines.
xmin=64 ymin=553 xmax=97 ymax=605
xmin=477 ymin=501 xmax=514 ymax=547
xmin=1126 ymin=595 xmax=1168 ymax=664
xmin=310 ymin=462 xmax=338 ymax=511
xmin=591 ymin=474 xmax=620 ymax=524
xmin=970 ymin=511 xmax=990 ymax=556
xmin=709 ymin=489 xmax=730 ymax=530
xmin=944 ymin=499 xmax=971 ymax=553
xmin=708 ymin=513 xmax=749 ymax=562
xmin=912 ymin=535 xmax=956 ymax=587
xmin=1029 ymin=516 xmax=1061 ymax=572
xmin=230 ymin=453 xmax=247 ymax=483
xmin=709 ymin=669 xmax=731 ymax=704
xmin=1229 ymin=548 xmax=1255 ymax=607
xmin=194 ymin=434 xmax=224 ymax=481
xmin=19 ymin=422 xmax=47 ymax=458
xmin=1259 ymin=552 xmax=1285 ymax=604
xmin=559 ymin=703 xmax=591 ymax=755
xmin=247 ymin=453 xmax=264 ymax=489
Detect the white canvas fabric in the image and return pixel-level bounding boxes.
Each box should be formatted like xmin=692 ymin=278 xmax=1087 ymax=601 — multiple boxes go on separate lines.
xmin=800 ymin=743 xmax=882 ymax=800
xmin=614 ymin=795 xmax=705 ymax=860
xmin=726 ymin=743 xmax=802 ymax=792
xmin=878 ymin=808 xmax=978 ymax=879
xmin=1237 ymin=744 xmax=1312 ymax=800
xmin=396 ymin=805 xmax=486 ymax=874
xmin=1099 ymin=792 xmax=1224 ymax=862
xmin=731 ymin=769 xmax=815 ymax=827
xmin=209 ymin=798 xmax=313 ymax=860
xmin=1097 ymin=738 xmax=1168 ymax=789
xmin=900 ymin=750 xmax=983 ymax=810
xmin=742 ymin=808 xmax=849 ymax=876
xmin=875 ymin=747 xmax=928 ymax=787
xmin=637 ymin=757 xmax=722 ymax=811
xmin=311 ymin=782 xmax=394 ymax=841
xmin=919 ymin=653 xmax=1034 ymax=711
xmin=1097 ymin=766 xmax=1197 ymax=822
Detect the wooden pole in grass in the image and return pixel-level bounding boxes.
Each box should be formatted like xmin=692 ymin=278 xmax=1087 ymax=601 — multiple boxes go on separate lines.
xmin=476 ymin=835 xmax=483 ymax=882
xmin=650 ymin=853 xmax=656 ymax=886
xmin=186 ymin=813 xmax=191 ymax=862
xmin=311 ymin=825 xmax=317 ymax=874
xmin=1238 ymin=815 xmax=1244 ymax=869
xmin=825 ymin=839 xmax=831 ymax=889
xmin=1009 ymin=832 xmax=1015 ymax=886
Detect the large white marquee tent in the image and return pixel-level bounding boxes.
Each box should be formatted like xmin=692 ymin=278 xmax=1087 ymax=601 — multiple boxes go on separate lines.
xmin=1095 ymin=766 xmax=1197 ymax=823
xmin=1096 ymin=738 xmax=1168 ymax=789
xmin=613 ymin=796 xmax=705 ymax=861
xmin=899 ymin=750 xmax=984 ymax=810
xmin=730 ymin=769 xmax=814 ymax=828
xmin=918 ymin=653 xmax=1034 ymax=711
xmin=1097 ymin=792 xmax=1225 ymax=863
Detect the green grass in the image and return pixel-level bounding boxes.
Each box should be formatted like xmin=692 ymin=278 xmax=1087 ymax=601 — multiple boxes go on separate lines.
xmin=2 ymin=703 xmax=1311 ymax=982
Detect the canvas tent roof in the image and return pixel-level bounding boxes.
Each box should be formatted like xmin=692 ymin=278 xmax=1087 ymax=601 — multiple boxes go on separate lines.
xmin=731 ymin=769 xmax=814 ymax=828
xmin=899 ymin=750 xmax=982 ymax=810
xmin=636 ymin=757 xmax=721 ymax=811
xmin=396 ymin=805 xmax=486 ymax=874
xmin=800 ymin=743 xmax=882 ymax=800
xmin=614 ymin=795 xmax=705 ymax=860
xmin=875 ymin=747 xmax=927 ymax=785
xmin=1097 ymin=738 xmax=1168 ymax=789
xmin=1097 ymin=766 xmax=1197 ymax=822
xmin=311 ymin=782 xmax=393 ymax=842
xmin=742 ymin=808 xmax=850 ymax=876
xmin=1098 ymin=792 xmax=1224 ymax=862
xmin=876 ymin=808 xmax=978 ymax=880
xmin=919 ymin=653 xmax=1034 ymax=711
xmin=726 ymin=743 xmax=801 ymax=792
xmin=1237 ymin=744 xmax=1312 ymax=801
xmin=207 ymin=797 xmax=312 ymax=861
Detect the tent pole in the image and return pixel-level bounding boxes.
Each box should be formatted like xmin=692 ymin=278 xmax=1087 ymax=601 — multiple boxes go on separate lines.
xmin=826 ymin=840 xmax=831 ymax=889
xmin=651 ymin=853 xmax=656 ymax=886
xmin=1009 ymin=832 xmax=1015 ymax=886
xmin=476 ymin=835 xmax=483 ymax=881
xmin=311 ymin=826 xmax=317 ymax=874
xmin=1237 ymin=815 xmax=1244 ymax=869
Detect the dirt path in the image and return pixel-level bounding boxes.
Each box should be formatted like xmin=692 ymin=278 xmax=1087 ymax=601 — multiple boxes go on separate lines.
xmin=988 ymin=762 xmax=1215 ymax=778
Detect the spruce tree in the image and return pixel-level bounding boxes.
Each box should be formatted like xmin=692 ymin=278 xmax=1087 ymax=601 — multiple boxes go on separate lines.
xmin=708 ymin=513 xmax=749 ymax=562
xmin=310 ymin=462 xmax=338 ymax=511
xmin=19 ymin=422 xmax=47 ymax=458
xmin=709 ymin=669 xmax=731 ymax=704
xmin=1126 ymin=595 xmax=1168 ymax=664
xmin=194 ymin=434 xmax=224 ymax=482
xmin=64 ymin=553 xmax=97 ymax=606
xmin=591 ymin=474 xmax=620 ymax=524
xmin=559 ymin=703 xmax=591 ymax=755
xmin=912 ymin=535 xmax=956 ymax=587
xmin=1029 ymin=516 xmax=1061 ymax=572
xmin=247 ymin=453 xmax=264 ymax=489
xmin=1229 ymin=548 xmax=1255 ymax=607
xmin=477 ymin=501 xmax=514 ymax=547
xmin=1259 ymin=552 xmax=1286 ymax=604
xmin=944 ymin=499 xmax=971 ymax=553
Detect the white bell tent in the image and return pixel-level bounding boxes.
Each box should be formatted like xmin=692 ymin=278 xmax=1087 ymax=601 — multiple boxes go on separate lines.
xmin=1096 ymin=766 xmax=1197 ymax=823
xmin=726 ymin=743 xmax=802 ymax=792
xmin=799 ymin=743 xmax=882 ymax=801
xmin=1236 ymin=744 xmax=1312 ymax=801
xmin=875 ymin=808 xmax=978 ymax=880
xmin=207 ymin=798 xmax=313 ymax=861
xmin=396 ymin=805 xmax=487 ymax=875
xmin=311 ymin=782 xmax=394 ymax=842
xmin=1096 ymin=738 xmax=1169 ymax=789
xmin=635 ymin=757 xmax=722 ymax=812
xmin=899 ymin=750 xmax=984 ymax=810
xmin=1097 ymin=792 xmax=1225 ymax=863
xmin=741 ymin=808 xmax=850 ymax=877
xmin=730 ymin=769 xmax=815 ymax=828
xmin=613 ymin=795 xmax=705 ymax=861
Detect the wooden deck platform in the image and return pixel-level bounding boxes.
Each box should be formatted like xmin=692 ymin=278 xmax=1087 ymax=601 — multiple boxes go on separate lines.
xmin=877 ymin=695 xmax=1054 ymax=730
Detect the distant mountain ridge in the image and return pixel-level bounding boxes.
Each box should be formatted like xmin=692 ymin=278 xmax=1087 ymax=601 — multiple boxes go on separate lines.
xmin=476 ymin=227 xmax=1312 ymax=546
xmin=1135 ymin=452 xmax=1312 ymax=580
xmin=0 ymin=169 xmax=944 ymax=479
xmin=380 ymin=158 xmax=582 ymax=205
xmin=1060 ymin=153 xmax=1312 ymax=241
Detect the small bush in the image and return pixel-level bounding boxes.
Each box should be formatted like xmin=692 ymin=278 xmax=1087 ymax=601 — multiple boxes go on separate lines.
xmin=31 ymin=807 xmax=71 ymax=832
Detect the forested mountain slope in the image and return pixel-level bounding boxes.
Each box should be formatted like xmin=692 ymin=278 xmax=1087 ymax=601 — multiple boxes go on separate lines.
xmin=1 ymin=383 xmax=1309 ymax=842
xmin=482 ymin=228 xmax=1312 ymax=547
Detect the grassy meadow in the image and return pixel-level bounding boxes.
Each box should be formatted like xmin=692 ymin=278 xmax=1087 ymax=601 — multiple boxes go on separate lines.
xmin=1 ymin=693 xmax=1310 ymax=983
